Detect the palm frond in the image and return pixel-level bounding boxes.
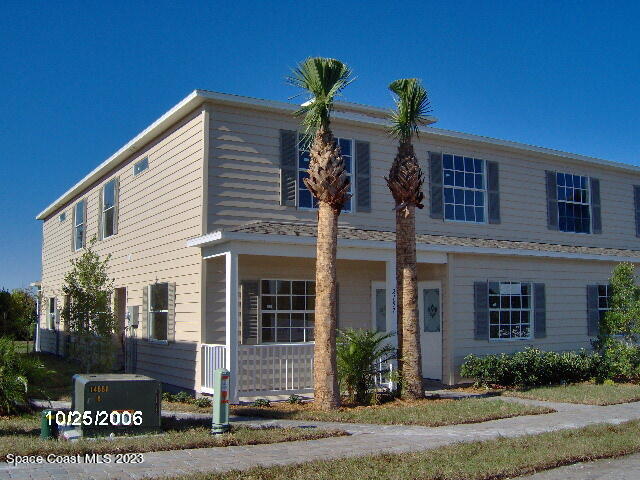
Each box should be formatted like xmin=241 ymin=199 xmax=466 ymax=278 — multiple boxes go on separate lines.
xmin=388 ymin=78 xmax=431 ymax=142
xmin=286 ymin=57 xmax=355 ymax=135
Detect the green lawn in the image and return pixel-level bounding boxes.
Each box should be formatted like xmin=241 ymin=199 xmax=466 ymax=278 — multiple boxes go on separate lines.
xmin=0 ymin=414 xmax=345 ymax=461
xmin=503 ymin=382 xmax=640 ymax=405
xmin=166 ymin=420 xmax=640 ymax=480
xmin=233 ymin=397 xmax=553 ymax=427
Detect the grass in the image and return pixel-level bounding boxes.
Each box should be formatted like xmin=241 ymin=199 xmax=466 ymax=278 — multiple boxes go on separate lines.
xmin=504 ymin=382 xmax=640 ymax=405
xmin=166 ymin=420 xmax=640 ymax=480
xmin=0 ymin=414 xmax=346 ymax=461
xmin=232 ymin=397 xmax=553 ymax=427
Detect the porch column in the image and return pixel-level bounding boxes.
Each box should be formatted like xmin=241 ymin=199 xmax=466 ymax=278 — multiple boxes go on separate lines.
xmin=225 ymin=251 xmax=239 ymax=403
xmin=385 ymin=257 xmax=397 ymax=338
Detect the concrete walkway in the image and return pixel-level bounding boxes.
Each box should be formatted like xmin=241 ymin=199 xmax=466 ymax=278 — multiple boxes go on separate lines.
xmin=520 ymin=452 xmax=640 ymax=479
xmin=3 ymin=398 xmax=640 ymax=479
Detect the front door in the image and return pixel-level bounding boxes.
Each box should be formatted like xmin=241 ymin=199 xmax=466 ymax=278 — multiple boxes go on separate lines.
xmin=418 ymin=281 xmax=442 ymax=380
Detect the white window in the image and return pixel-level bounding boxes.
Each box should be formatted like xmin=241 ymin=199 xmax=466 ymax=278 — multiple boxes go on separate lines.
xmin=260 ymin=280 xmax=314 ymax=343
xmin=48 ymin=297 xmax=56 ymax=329
xmin=59 ymin=212 xmax=66 ymax=222
xmin=101 ymin=179 xmax=117 ymax=238
xmin=556 ymin=172 xmax=591 ymax=233
xmin=148 ymin=283 xmax=168 ymax=342
xmin=488 ymin=282 xmax=533 ymax=340
xmin=73 ymin=200 xmax=85 ymax=251
xmin=371 ymin=282 xmax=387 ymax=332
xmin=443 ymin=154 xmax=486 ymax=223
xmin=134 ymin=157 xmax=149 ymax=176
xmin=298 ymin=136 xmax=353 ymax=212
xmin=597 ymin=284 xmax=611 ymax=323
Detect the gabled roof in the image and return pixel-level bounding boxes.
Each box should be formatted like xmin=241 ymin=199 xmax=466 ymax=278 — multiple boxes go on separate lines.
xmin=37 ymin=89 xmax=639 ymax=220
xmin=188 ymin=220 xmax=640 ymax=263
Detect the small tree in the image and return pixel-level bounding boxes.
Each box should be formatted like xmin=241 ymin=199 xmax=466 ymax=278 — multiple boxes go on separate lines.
xmin=336 ymin=329 xmax=395 ymax=405
xmin=10 ymin=288 xmax=37 ymax=340
xmin=600 ymin=262 xmax=640 ymax=343
xmin=61 ymin=237 xmax=117 ymax=372
xmin=0 ymin=289 xmax=12 ymax=337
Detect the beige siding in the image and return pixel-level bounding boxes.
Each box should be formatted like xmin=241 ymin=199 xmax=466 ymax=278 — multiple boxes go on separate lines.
xmin=207 ymin=102 xmax=640 ymax=251
xmin=39 ymin=108 xmax=206 ymax=391
xmin=448 ymin=253 xmax=632 ymax=383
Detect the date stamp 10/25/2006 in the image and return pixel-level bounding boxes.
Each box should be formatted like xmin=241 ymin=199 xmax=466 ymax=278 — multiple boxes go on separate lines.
xmin=46 ymin=410 xmax=144 ymax=427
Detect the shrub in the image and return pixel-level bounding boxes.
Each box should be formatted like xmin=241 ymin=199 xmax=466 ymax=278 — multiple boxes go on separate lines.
xmin=287 ymin=394 xmax=303 ymax=404
xmin=194 ymin=397 xmax=212 ymax=408
xmin=593 ymin=340 xmax=640 ymax=382
xmin=460 ymin=347 xmax=596 ymax=388
xmin=252 ymin=398 xmax=271 ymax=407
xmin=0 ymin=337 xmax=46 ymax=414
xmin=336 ymin=329 xmax=395 ymax=404
xmin=173 ymin=391 xmax=193 ymax=403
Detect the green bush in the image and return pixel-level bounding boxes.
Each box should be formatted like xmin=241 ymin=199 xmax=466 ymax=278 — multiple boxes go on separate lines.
xmin=0 ymin=337 xmax=46 ymax=414
xmin=287 ymin=394 xmax=303 ymax=404
xmin=593 ymin=340 xmax=640 ymax=382
xmin=336 ymin=329 xmax=395 ymax=404
xmin=252 ymin=398 xmax=271 ymax=407
xmin=460 ymin=348 xmax=596 ymax=388
xmin=193 ymin=397 xmax=212 ymax=408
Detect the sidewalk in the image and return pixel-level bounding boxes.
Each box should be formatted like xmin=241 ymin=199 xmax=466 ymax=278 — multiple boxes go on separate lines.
xmin=3 ymin=398 xmax=640 ymax=479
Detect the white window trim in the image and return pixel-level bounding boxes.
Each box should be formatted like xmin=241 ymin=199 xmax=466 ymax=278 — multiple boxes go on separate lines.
xmin=73 ymin=200 xmax=85 ymax=251
xmin=597 ymin=284 xmax=611 ymax=321
xmin=555 ymin=171 xmax=593 ymax=235
xmin=442 ymin=154 xmax=488 ymax=224
xmin=488 ymin=281 xmax=535 ymax=342
xmin=297 ymin=134 xmax=355 ymax=214
xmin=148 ymin=284 xmax=169 ymax=344
xmin=101 ymin=178 xmax=117 ymax=240
xmin=48 ymin=297 xmax=56 ymax=330
xmin=371 ymin=281 xmax=387 ymax=332
xmin=259 ymin=278 xmax=315 ymax=345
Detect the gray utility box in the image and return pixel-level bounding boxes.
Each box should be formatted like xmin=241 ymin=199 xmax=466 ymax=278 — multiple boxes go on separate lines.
xmin=71 ymin=374 xmax=161 ymax=436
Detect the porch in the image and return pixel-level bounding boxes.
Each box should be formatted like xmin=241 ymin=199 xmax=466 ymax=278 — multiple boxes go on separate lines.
xmin=188 ymin=221 xmax=448 ymax=401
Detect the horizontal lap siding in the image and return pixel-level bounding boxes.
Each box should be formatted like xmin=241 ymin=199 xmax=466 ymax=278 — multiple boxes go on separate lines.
xmin=448 ymin=253 xmax=637 ymax=382
xmin=207 ymin=102 xmax=640 ymax=251
xmin=39 ymin=108 xmax=205 ymax=391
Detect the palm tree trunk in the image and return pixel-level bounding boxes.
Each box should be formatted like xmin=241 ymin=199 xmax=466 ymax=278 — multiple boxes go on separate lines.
xmin=313 ymin=201 xmax=340 ymax=410
xmin=397 ymin=205 xmax=423 ymax=398
xmin=395 ymin=209 xmax=404 ymax=379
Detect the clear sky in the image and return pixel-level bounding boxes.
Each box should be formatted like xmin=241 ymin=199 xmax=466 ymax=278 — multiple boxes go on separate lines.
xmin=1 ymin=1 xmax=639 ymax=290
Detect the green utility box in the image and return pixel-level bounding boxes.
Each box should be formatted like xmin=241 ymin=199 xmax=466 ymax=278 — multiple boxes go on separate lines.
xmin=71 ymin=374 xmax=161 ymax=436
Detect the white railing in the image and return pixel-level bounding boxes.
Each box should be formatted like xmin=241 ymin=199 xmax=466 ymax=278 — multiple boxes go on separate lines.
xmin=375 ymin=358 xmax=396 ymax=390
xmin=201 ymin=344 xmax=227 ymax=394
xmin=237 ymin=343 xmax=314 ymax=395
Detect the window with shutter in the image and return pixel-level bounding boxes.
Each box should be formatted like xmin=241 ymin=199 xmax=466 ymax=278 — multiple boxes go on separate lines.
xmin=549 ymin=171 xmax=597 ymax=234
xmin=442 ymin=154 xmax=488 ymax=223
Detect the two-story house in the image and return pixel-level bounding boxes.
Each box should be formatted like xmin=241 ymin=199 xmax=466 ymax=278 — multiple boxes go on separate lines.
xmin=36 ymin=90 xmax=640 ymax=401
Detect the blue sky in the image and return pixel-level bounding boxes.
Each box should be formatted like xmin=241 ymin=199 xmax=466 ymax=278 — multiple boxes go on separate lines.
xmin=1 ymin=1 xmax=639 ymax=290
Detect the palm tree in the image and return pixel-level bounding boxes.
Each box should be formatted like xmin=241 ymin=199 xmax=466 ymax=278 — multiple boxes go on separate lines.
xmin=287 ymin=57 xmax=354 ymax=410
xmin=385 ymin=78 xmax=430 ymax=399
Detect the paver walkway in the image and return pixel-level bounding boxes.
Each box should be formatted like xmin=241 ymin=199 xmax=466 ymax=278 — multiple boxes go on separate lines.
xmin=520 ymin=452 xmax=640 ymax=479
xmin=3 ymin=398 xmax=640 ymax=479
